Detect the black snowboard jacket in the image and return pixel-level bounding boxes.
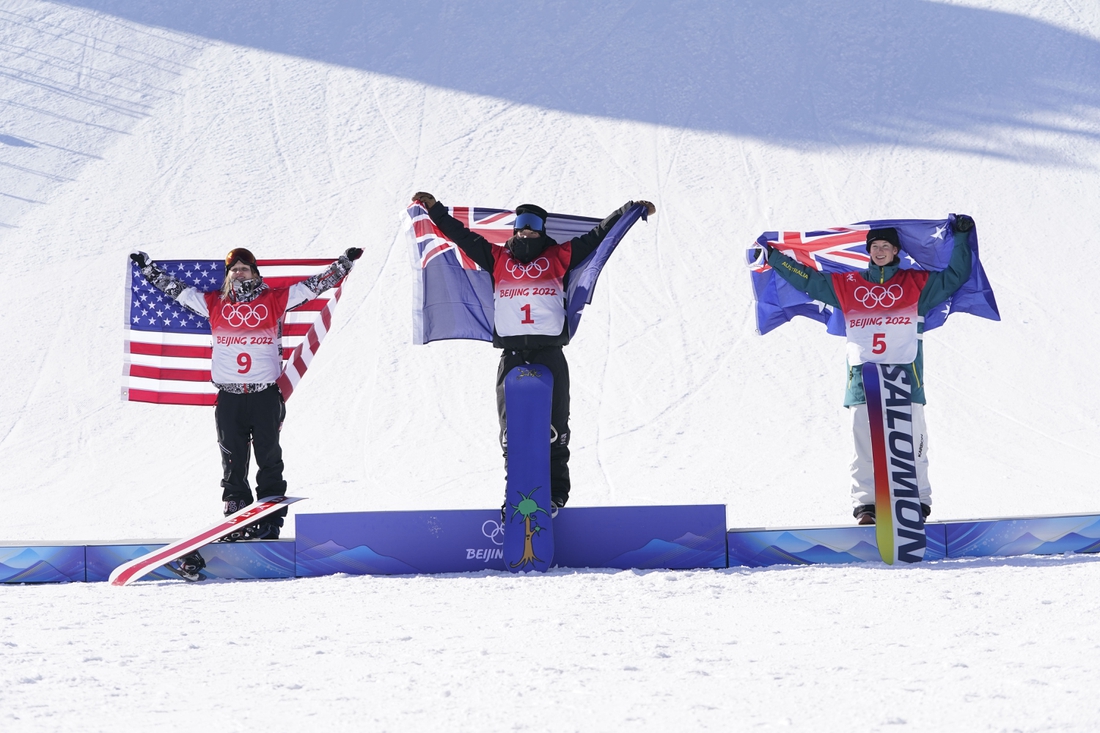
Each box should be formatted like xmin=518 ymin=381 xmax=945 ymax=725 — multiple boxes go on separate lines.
xmin=426 ymin=200 xmax=633 ymax=350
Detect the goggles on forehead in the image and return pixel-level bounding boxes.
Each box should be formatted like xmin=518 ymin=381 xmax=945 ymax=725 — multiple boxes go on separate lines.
xmin=513 ymin=213 xmax=546 ymax=233
xmin=225 ymin=248 xmax=258 ymax=268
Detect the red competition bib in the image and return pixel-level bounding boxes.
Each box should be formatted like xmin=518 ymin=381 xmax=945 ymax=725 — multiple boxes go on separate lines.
xmin=204 ymin=288 xmax=291 ymax=384
xmin=832 ymin=269 xmax=929 ymax=364
xmin=492 ymin=245 xmax=571 ymax=337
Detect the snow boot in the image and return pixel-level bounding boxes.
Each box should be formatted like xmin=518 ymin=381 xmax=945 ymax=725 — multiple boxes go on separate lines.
xmin=854 ymin=505 xmax=876 ymax=525
xmin=166 ymin=551 xmax=206 ymax=581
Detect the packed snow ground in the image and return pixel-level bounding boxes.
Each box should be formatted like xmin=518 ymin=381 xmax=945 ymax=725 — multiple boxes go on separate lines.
xmin=2 ymin=0 xmax=1100 ymax=730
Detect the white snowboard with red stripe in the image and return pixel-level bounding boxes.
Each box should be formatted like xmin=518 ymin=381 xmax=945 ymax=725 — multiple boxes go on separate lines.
xmin=109 ymin=496 xmax=305 ymax=586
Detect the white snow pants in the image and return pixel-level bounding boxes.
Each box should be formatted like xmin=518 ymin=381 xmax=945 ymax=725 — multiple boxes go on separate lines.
xmin=848 ymin=402 xmax=931 ymax=509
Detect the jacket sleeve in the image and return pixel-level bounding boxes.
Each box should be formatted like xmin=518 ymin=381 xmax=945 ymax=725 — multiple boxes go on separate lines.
xmin=287 ymin=255 xmax=355 ymax=311
xmin=568 ymin=202 xmax=633 ymax=268
xmin=140 ymin=263 xmax=209 ymax=318
xmin=765 ymin=247 xmax=840 ymax=307
xmin=426 ymin=201 xmax=496 ymax=272
xmin=917 ymin=231 xmax=972 ymax=315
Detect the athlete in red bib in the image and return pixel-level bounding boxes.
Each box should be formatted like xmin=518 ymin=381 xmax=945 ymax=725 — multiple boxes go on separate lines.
xmin=763 ymin=218 xmax=974 ymax=524
xmin=412 ymin=192 xmax=655 ymax=512
xmin=131 ymin=246 xmax=360 ymax=548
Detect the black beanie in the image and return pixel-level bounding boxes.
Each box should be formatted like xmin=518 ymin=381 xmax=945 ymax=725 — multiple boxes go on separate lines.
xmin=865 ymin=227 xmax=900 ymax=252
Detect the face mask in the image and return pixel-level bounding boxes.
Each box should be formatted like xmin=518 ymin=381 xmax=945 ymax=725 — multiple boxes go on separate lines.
xmin=231 ymin=277 xmax=262 ymax=300
xmin=506 ymin=233 xmax=548 ymax=264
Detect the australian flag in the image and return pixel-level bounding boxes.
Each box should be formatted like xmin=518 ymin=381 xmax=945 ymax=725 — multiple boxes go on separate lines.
xmin=747 ymin=215 xmax=1000 ymax=336
xmin=406 ymin=202 xmax=646 ymax=344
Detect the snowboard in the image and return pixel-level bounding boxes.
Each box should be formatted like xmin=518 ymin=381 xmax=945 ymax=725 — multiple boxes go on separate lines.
xmin=862 ymin=363 xmax=926 ymax=564
xmin=502 ymin=364 xmax=555 ymax=572
xmin=108 ymin=496 xmax=305 ymax=586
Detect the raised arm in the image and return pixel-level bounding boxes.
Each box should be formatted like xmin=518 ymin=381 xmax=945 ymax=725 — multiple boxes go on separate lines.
xmin=764 ymin=245 xmax=841 ymax=307
xmin=286 ymin=248 xmax=361 ymax=311
xmin=130 ymin=251 xmax=209 ymax=317
xmin=413 ymin=192 xmax=496 ymax=272
xmin=568 ymin=200 xmax=655 ymax=267
xmin=917 ymin=215 xmax=974 ymax=315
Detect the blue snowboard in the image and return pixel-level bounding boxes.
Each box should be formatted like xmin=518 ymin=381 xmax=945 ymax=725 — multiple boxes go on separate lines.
xmin=502 ymin=364 xmax=555 ymax=572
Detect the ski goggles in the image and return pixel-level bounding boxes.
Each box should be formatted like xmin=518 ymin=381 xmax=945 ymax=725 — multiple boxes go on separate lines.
xmin=513 ymin=212 xmax=546 ymax=232
xmin=225 ymin=248 xmax=258 ymax=269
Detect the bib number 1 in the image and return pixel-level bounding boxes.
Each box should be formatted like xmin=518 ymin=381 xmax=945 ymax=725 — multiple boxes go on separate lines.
xmin=520 ymin=304 xmax=534 ymax=324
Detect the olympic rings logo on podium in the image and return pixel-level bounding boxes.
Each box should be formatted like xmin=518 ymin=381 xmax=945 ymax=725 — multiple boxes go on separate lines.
xmin=854 ymin=284 xmax=903 ymax=308
xmin=220 ymin=302 xmax=269 ymax=328
xmin=482 ymin=520 xmax=504 ymax=545
xmin=505 ymin=256 xmax=550 ymax=279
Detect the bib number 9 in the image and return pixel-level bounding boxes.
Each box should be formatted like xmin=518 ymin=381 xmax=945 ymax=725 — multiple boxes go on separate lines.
xmin=237 ymin=352 xmax=252 ymax=374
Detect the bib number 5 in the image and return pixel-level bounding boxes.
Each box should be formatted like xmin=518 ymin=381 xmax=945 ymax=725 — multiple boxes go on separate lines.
xmin=872 ymin=333 xmax=886 ymax=355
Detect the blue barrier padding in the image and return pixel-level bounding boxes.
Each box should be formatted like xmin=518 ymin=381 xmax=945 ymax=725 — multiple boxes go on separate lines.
xmin=944 ymin=514 xmax=1100 ymax=558
xmin=85 ymin=540 xmax=296 ymax=582
xmin=295 ymin=504 xmax=728 ymax=576
xmin=5 ymin=511 xmax=1100 ymax=582
xmin=0 ymin=544 xmax=85 ymax=583
xmin=553 ymin=505 xmax=727 ymax=570
xmin=727 ymin=523 xmax=947 ymax=567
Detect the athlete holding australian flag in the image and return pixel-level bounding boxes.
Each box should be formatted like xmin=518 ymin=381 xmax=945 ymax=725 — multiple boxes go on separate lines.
xmin=761 ymin=215 xmax=974 ymax=524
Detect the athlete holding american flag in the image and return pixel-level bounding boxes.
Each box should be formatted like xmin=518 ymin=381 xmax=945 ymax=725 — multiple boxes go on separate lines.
xmin=129 ymin=246 xmax=361 ymax=575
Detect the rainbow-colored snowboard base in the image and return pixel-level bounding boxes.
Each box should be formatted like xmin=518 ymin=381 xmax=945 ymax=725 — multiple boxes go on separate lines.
xmin=862 ymin=363 xmax=926 ymax=564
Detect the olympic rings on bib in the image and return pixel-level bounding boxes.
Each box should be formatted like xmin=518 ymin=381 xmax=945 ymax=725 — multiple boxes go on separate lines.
xmin=854 ymin=284 xmax=904 ymax=308
xmin=505 ymin=256 xmax=550 ymax=279
xmin=220 ymin=302 xmax=269 ymax=328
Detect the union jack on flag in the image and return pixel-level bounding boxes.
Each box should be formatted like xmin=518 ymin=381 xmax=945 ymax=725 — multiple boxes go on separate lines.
xmin=414 ymin=206 xmax=515 ymax=271
xmin=123 ymin=258 xmax=347 ymax=406
xmin=765 ymin=227 xmax=872 ymax=273
xmin=748 ymin=216 xmax=1000 ymax=336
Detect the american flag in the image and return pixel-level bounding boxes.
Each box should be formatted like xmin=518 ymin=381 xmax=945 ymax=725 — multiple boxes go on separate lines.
xmin=748 ymin=216 xmax=1000 ymax=336
xmin=123 ymin=258 xmax=347 ymax=406
xmin=406 ymin=202 xmax=645 ymax=345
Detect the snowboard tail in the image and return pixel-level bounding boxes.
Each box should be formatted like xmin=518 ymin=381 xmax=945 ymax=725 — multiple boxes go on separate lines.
xmin=108 ymin=496 xmax=305 ymax=586
xmin=502 ymin=365 xmax=555 ymax=572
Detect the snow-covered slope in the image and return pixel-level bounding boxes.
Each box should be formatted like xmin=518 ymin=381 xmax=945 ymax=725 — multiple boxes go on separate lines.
xmin=4 ymin=3 xmax=1100 ymax=731
xmin=2 ymin=0 xmax=1100 ymax=541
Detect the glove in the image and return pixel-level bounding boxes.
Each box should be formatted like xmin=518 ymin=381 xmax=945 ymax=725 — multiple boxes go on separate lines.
xmin=344 ymin=247 xmax=363 ymax=261
xmin=412 ymin=192 xmax=437 ymax=210
xmin=633 ymin=200 xmax=656 ymax=216
xmin=746 ymin=243 xmax=771 ymax=269
xmin=130 ymin=251 xmax=150 ymax=269
xmin=954 ymin=214 xmax=975 ymax=233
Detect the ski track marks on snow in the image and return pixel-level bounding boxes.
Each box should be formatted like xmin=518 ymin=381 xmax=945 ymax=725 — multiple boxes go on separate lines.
xmin=3 ymin=1 xmax=1100 ymax=729
xmin=4 ymin=559 xmax=1100 ymax=732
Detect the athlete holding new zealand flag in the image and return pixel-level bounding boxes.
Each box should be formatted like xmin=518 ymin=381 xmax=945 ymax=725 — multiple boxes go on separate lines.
xmin=761 ymin=216 xmax=974 ymax=524
xmin=129 ymin=246 xmax=361 ymax=575
xmin=410 ymin=192 xmax=655 ymax=513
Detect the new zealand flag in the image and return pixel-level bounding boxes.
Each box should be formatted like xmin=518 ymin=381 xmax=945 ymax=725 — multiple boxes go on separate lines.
xmin=407 ymin=203 xmax=646 ymax=344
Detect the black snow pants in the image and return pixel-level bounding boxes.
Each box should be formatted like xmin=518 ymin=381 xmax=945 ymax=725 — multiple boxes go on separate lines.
xmin=496 ymin=346 xmax=571 ymax=506
xmin=214 ymin=386 xmax=288 ymax=523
